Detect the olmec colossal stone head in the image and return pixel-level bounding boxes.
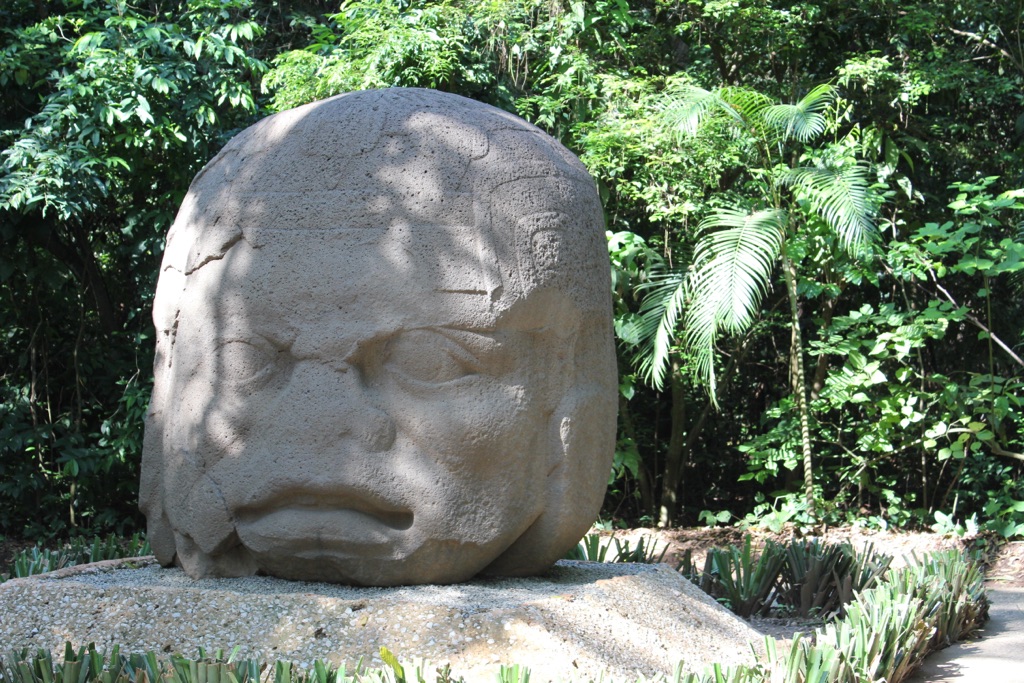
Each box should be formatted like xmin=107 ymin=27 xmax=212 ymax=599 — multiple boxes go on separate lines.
xmin=140 ymin=88 xmax=617 ymax=586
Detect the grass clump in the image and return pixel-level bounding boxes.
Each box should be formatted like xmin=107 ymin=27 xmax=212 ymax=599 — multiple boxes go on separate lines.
xmin=675 ymin=547 xmax=988 ymax=683
xmin=679 ymin=535 xmax=893 ymax=620
xmin=1 ymin=535 xmax=151 ymax=583
xmin=565 ymin=533 xmax=668 ymax=564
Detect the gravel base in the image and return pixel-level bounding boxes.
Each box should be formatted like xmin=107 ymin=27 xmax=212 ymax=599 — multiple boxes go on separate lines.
xmin=0 ymin=558 xmax=765 ymax=682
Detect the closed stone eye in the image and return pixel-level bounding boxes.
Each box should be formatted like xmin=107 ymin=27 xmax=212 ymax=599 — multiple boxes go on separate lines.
xmin=382 ymin=329 xmax=482 ymax=386
xmin=216 ymin=339 xmax=279 ymax=386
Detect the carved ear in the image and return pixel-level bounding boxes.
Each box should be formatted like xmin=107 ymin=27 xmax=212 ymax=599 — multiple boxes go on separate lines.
xmin=482 ymin=385 xmax=615 ymax=577
xmin=549 ymin=387 xmax=617 ymax=531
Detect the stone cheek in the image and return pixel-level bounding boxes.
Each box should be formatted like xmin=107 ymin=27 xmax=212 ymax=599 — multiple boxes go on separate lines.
xmin=139 ymin=88 xmax=618 ymax=586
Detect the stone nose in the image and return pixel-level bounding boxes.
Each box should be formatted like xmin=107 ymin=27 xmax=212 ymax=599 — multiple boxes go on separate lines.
xmin=285 ymin=360 xmax=396 ymax=453
xmin=351 ymin=409 xmax=397 ymax=453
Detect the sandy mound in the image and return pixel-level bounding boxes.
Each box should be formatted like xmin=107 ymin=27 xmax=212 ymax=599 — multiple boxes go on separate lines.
xmin=0 ymin=558 xmax=764 ymax=682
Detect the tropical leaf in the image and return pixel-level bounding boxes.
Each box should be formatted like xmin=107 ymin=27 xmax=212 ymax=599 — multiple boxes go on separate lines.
xmin=633 ymin=267 xmax=688 ymax=390
xmin=762 ymin=83 xmax=836 ymax=142
xmin=689 ymin=208 xmax=787 ymax=333
xmin=658 ymin=83 xmax=771 ymax=139
xmin=717 ymin=86 xmax=773 ymax=131
xmin=683 ymin=208 xmax=787 ymax=394
xmin=783 ymin=162 xmax=879 ymax=253
xmin=658 ymin=83 xmax=726 ymax=137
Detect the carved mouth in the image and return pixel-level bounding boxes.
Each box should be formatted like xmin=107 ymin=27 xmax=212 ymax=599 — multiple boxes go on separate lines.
xmin=234 ymin=485 xmax=414 ymax=554
xmin=244 ymin=487 xmax=413 ymax=530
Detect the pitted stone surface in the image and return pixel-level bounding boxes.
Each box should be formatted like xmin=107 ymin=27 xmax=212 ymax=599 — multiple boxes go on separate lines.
xmin=140 ymin=88 xmax=617 ymax=585
xmin=0 ymin=560 xmax=764 ymax=682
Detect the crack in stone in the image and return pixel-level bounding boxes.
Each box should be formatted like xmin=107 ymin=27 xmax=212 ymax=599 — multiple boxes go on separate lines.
xmin=184 ymin=229 xmax=245 ymax=276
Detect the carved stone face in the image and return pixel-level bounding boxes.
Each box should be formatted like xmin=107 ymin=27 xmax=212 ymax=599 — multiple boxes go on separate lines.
xmin=140 ymin=89 xmax=616 ymax=585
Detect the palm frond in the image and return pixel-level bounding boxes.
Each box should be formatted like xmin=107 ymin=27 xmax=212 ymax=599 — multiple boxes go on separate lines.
xmin=658 ymin=83 xmax=725 ymax=137
xmin=689 ymin=208 xmax=787 ymax=333
xmin=683 ymin=208 xmax=787 ymax=393
xmin=633 ymin=268 xmax=687 ymax=390
xmin=658 ymin=84 xmax=771 ymax=139
xmin=783 ymin=163 xmax=879 ymax=253
xmin=718 ymin=86 xmax=774 ymax=128
xmin=762 ymin=83 xmax=837 ymax=142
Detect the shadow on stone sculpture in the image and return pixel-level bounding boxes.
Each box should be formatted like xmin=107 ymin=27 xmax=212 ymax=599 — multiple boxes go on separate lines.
xmin=139 ymin=88 xmax=617 ymax=586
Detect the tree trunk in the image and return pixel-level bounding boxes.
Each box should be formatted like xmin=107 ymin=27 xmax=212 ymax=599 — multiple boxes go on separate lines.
xmin=782 ymin=253 xmax=816 ymax=518
xmin=658 ymin=358 xmax=687 ymax=527
xmin=68 ymin=222 xmax=122 ymax=335
xmin=657 ymin=336 xmax=753 ymax=526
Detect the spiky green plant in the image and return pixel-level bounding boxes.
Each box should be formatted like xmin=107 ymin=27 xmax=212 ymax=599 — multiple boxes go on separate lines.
xmin=778 ymin=539 xmax=892 ymax=618
xmin=817 ymin=584 xmax=934 ymax=683
xmin=834 ymin=542 xmax=892 ymax=611
xmin=778 ymin=538 xmax=853 ymax=618
xmin=564 ymin=533 xmax=615 ymax=562
xmin=676 ymin=548 xmax=701 ymax=585
xmin=565 ymin=533 xmax=668 ymax=564
xmin=761 ymin=634 xmax=849 ymax=683
xmin=495 ymin=664 xmax=530 ymax=683
xmin=891 ymin=550 xmax=989 ymax=648
xmin=699 ymin=536 xmax=786 ymax=618
xmin=613 ymin=536 xmax=669 ymax=564
xmin=3 ymin=535 xmax=151 ymax=582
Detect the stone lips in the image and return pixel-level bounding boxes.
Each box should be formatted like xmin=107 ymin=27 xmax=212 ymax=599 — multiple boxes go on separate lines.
xmin=140 ymin=88 xmax=618 ymax=585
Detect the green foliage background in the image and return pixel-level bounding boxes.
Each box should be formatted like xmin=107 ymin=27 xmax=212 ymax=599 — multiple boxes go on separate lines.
xmin=1 ymin=0 xmax=1022 ymax=539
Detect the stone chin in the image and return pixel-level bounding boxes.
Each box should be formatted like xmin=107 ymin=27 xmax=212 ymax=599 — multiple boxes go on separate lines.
xmin=172 ymin=532 xmax=512 ymax=587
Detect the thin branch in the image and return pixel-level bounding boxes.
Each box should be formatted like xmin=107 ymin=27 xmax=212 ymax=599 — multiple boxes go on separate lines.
xmin=948 ymin=27 xmax=1024 ymax=75
xmin=942 ymin=427 xmax=1024 ymax=463
xmin=926 ymin=268 xmax=1024 ymax=368
xmin=988 ymin=442 xmax=1024 ymax=463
